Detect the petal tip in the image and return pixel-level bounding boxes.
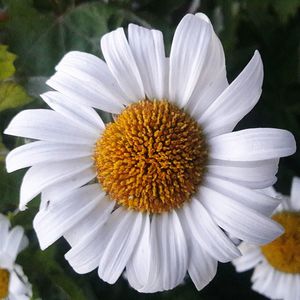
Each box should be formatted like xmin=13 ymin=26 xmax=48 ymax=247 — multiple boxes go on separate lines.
xmin=5 ymin=161 xmax=13 ymax=173
xmin=19 ymin=203 xmax=27 ymax=212
xmin=288 ymin=132 xmax=297 ymax=155
xmin=195 ymin=12 xmax=211 ymax=24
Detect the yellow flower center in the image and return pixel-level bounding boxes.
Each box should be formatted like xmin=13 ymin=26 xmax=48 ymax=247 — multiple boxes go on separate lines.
xmin=0 ymin=268 xmax=9 ymax=299
xmin=94 ymin=99 xmax=208 ymax=213
xmin=261 ymin=211 xmax=300 ymax=273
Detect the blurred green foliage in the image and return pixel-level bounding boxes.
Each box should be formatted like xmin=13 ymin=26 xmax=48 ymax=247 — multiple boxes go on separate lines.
xmin=0 ymin=0 xmax=299 ymax=299
xmin=0 ymin=45 xmax=30 ymax=114
xmin=0 ymin=44 xmax=16 ymax=79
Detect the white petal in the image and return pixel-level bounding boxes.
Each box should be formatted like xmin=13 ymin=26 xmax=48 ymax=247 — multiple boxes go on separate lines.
xmin=0 ymin=253 xmax=14 ymax=270
xmin=128 ymin=24 xmax=167 ymax=100
xmin=97 ymin=209 xmax=144 ymax=284
xmin=6 ymin=141 xmax=92 ymax=173
xmin=64 ymin=200 xmax=115 ymax=273
xmin=47 ymin=73 xmax=125 ymax=114
xmin=179 ymin=199 xmax=240 ymax=262
xmin=33 ymin=184 xmax=103 ymax=250
xmin=18 ymin=236 xmax=29 ymax=255
xmin=252 ymin=262 xmax=277 ymax=298
xmin=290 ymin=176 xmax=300 ymax=210
xmin=9 ymin=267 xmax=32 ymax=298
xmin=20 ymin=158 xmax=94 ymax=210
xmin=277 ymin=195 xmax=292 ymax=212
xmin=209 ymin=128 xmax=296 ymax=161
xmin=165 ymin=57 xmax=170 ymax=99
xmin=204 ymin=176 xmax=280 ymax=216
xmin=232 ymin=242 xmax=262 ymax=272
xmin=126 ymin=214 xmax=151 ymax=291
xmin=9 ymin=294 xmax=30 ymax=300
xmin=41 ymin=91 xmax=105 ymax=131
xmin=142 ymin=211 xmax=188 ymax=292
xmin=287 ymin=275 xmax=300 ymax=300
xmin=198 ymin=186 xmax=284 ymax=244
xmin=4 ymin=226 xmax=25 ymax=262
xmin=66 ymin=225 xmax=105 ymax=274
xmin=189 ymin=70 xmax=228 ymax=120
xmin=187 ymin=13 xmax=228 ymax=119
xmin=41 ymin=167 xmax=96 ymax=207
xmin=207 ymin=159 xmax=279 ymax=189
xmin=63 ymin=194 xmax=114 ymax=248
xmin=4 ymin=110 xmax=98 ymax=144
xmin=259 ymin=186 xmax=279 ymax=198
xmin=188 ymin=239 xmax=218 ymax=291
xmin=272 ymin=271 xmax=287 ymax=299
xmin=0 ymin=214 xmax=10 ymax=252
xmin=169 ymin=14 xmax=211 ymax=108
xmin=199 ymin=51 xmax=263 ymax=137
xmin=47 ymin=51 xmax=126 ymax=113
xmin=54 ymin=51 xmax=127 ymax=106
xmin=251 ymin=260 xmax=269 ymax=282
xmin=101 ymin=28 xmax=144 ymax=102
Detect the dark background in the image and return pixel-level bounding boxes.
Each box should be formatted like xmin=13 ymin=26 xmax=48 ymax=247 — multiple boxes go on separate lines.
xmin=0 ymin=0 xmax=299 ymax=299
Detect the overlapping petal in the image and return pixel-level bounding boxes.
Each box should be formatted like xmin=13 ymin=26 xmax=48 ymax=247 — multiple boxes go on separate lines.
xmin=128 ymin=24 xmax=167 ymax=100
xmin=207 ymin=159 xmax=279 ymax=189
xmin=198 ymin=186 xmax=284 ymax=244
xmin=186 ymin=13 xmax=228 ymax=119
xmin=126 ymin=214 xmax=151 ymax=291
xmin=101 ymin=28 xmax=145 ymax=102
xmin=20 ymin=158 xmax=94 ymax=210
xmin=33 ymin=184 xmax=106 ymax=250
xmin=209 ymin=128 xmax=296 ymax=161
xmin=41 ymin=91 xmax=105 ymax=131
xmin=142 ymin=211 xmax=188 ymax=292
xmin=4 ymin=109 xmax=98 ymax=144
xmin=198 ymin=51 xmax=263 ymax=137
xmin=47 ymin=51 xmax=126 ymax=113
xmin=204 ymin=176 xmax=280 ymax=216
xmin=179 ymin=198 xmax=240 ymax=262
xmin=232 ymin=243 xmax=261 ymax=272
xmin=6 ymin=141 xmax=92 ymax=173
xmin=64 ymin=202 xmax=115 ymax=273
xmin=169 ymin=14 xmax=211 ymax=108
xmin=188 ymin=240 xmax=218 ymax=291
xmin=97 ymin=209 xmax=143 ymax=284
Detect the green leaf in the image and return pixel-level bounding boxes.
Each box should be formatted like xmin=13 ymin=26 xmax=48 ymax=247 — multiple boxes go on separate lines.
xmin=0 ymin=135 xmax=8 ymax=162
xmin=0 ymin=162 xmax=24 ymax=210
xmin=0 ymin=82 xmax=31 ymax=111
xmin=272 ymin=0 xmax=299 ymax=23
xmin=3 ymin=0 xmax=125 ymax=76
xmin=19 ymin=245 xmax=87 ymax=300
xmin=0 ymin=44 xmax=16 ymax=80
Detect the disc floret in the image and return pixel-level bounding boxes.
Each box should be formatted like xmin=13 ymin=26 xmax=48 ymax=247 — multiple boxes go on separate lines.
xmin=94 ymin=100 xmax=208 ymax=213
xmin=261 ymin=211 xmax=300 ymax=273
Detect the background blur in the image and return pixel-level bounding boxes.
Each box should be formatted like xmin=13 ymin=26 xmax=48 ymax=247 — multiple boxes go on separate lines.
xmin=0 ymin=0 xmax=299 ymax=299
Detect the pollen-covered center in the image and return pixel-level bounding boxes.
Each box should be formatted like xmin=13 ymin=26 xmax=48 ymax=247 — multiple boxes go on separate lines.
xmin=94 ymin=99 xmax=208 ymax=213
xmin=261 ymin=211 xmax=300 ymax=273
xmin=0 ymin=268 xmax=9 ymax=298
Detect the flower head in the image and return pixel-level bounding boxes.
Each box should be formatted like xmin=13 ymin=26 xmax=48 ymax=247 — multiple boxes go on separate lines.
xmin=0 ymin=214 xmax=32 ymax=299
xmin=233 ymin=177 xmax=300 ymax=300
xmin=4 ymin=13 xmax=296 ymax=292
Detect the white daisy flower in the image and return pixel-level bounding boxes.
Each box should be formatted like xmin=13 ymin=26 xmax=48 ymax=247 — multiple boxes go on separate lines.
xmin=233 ymin=177 xmax=300 ymax=300
xmin=4 ymin=13 xmax=296 ymax=293
xmin=0 ymin=214 xmax=32 ymax=299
